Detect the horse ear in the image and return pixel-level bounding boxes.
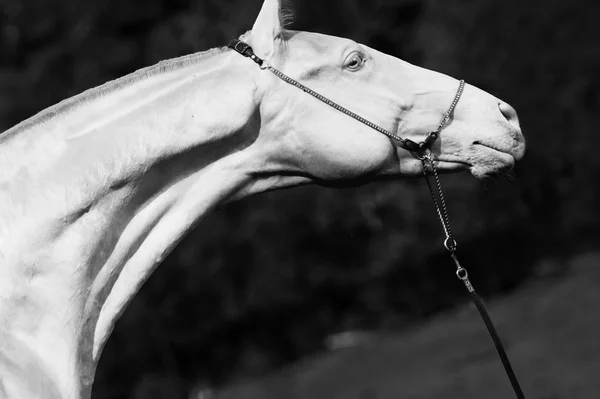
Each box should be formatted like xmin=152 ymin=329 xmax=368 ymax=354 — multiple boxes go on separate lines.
xmin=250 ymin=0 xmax=284 ymax=61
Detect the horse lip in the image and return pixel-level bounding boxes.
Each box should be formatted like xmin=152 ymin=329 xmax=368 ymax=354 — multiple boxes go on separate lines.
xmin=473 ymin=141 xmax=518 ymax=159
xmin=472 ymin=124 xmax=526 ymax=160
xmin=435 ymin=158 xmax=472 ymax=167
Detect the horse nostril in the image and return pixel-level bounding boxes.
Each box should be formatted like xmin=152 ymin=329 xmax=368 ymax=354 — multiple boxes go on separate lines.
xmin=498 ymin=101 xmax=520 ymax=128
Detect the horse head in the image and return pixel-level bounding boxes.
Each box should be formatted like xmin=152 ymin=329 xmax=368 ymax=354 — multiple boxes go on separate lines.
xmin=245 ymin=0 xmax=525 ymax=184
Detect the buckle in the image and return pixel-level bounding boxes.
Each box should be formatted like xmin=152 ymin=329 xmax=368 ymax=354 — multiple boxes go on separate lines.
xmin=228 ymin=39 xmax=265 ymax=67
xmin=229 ymin=39 xmax=253 ymax=57
xmin=234 ymin=41 xmax=251 ymax=56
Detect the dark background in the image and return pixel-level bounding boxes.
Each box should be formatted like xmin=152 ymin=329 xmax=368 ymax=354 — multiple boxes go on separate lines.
xmin=1 ymin=0 xmax=598 ymax=398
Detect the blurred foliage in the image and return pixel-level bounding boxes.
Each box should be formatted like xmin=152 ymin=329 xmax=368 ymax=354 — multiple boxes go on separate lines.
xmin=1 ymin=0 xmax=598 ymax=398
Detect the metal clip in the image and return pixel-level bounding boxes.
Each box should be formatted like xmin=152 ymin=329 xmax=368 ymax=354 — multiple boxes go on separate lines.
xmin=456 ymin=267 xmax=474 ymax=292
xmin=444 ymin=236 xmax=457 ymax=252
xmin=452 ymin=254 xmax=474 ymax=293
xmin=412 ymin=147 xmax=430 ymax=162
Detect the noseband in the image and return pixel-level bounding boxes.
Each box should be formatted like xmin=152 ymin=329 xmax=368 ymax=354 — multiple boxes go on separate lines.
xmin=229 ymin=39 xmax=526 ymax=399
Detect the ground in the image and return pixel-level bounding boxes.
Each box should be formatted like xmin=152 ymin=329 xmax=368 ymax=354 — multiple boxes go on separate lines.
xmin=216 ymin=252 xmax=600 ymax=399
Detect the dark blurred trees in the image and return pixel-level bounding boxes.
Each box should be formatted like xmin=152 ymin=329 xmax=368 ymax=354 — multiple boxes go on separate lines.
xmin=1 ymin=0 xmax=598 ymax=398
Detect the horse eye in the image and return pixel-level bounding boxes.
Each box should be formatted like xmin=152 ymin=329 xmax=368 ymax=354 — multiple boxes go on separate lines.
xmin=345 ymin=52 xmax=365 ymax=71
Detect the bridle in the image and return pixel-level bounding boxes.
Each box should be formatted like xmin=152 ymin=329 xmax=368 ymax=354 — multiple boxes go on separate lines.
xmin=229 ymin=39 xmax=526 ymax=399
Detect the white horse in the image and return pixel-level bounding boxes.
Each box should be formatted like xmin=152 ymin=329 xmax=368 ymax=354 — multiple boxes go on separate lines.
xmin=0 ymin=0 xmax=524 ymax=397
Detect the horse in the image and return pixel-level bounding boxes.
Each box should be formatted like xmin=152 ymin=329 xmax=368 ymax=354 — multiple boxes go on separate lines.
xmin=0 ymin=0 xmax=525 ymax=397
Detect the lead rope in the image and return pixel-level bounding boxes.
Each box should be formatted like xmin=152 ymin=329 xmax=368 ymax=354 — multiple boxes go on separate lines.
xmin=421 ymin=152 xmax=526 ymax=399
xmin=228 ymin=39 xmax=525 ymax=399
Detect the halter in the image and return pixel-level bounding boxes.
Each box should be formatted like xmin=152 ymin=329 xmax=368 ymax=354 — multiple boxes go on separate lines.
xmin=229 ymin=39 xmax=526 ymax=399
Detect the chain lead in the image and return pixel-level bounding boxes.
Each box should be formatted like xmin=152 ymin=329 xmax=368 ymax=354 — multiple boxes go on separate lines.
xmin=420 ymin=151 xmax=456 ymax=253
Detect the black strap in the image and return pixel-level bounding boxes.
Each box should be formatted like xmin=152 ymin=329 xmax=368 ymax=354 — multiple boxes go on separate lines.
xmin=467 ymin=288 xmax=526 ymax=399
xmin=452 ymin=253 xmax=525 ymax=398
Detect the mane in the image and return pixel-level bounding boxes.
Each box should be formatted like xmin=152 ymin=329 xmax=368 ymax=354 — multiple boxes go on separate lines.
xmin=1 ymin=46 xmax=229 ymax=141
xmin=2 ymin=0 xmax=298 ymax=142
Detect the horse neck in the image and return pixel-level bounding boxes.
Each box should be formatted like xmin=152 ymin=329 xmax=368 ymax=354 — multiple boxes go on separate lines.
xmin=0 ymin=49 xmax=277 ymax=398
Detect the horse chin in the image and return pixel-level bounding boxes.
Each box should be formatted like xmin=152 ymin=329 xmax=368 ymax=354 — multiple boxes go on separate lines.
xmin=469 ymin=154 xmax=516 ymax=179
xmin=469 ymin=164 xmax=514 ymax=180
xmin=457 ymin=140 xmax=520 ymax=179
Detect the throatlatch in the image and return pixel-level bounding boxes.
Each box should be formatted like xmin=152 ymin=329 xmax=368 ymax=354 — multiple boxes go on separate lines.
xmin=229 ymin=39 xmax=526 ymax=399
